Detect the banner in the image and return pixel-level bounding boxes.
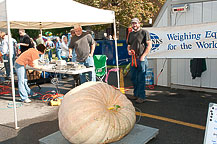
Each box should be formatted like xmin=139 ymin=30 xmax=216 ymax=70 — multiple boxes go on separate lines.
xmin=147 ymin=22 xmax=217 ymax=58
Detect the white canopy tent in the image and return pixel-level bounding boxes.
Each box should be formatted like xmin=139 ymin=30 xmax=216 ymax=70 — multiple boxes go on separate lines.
xmin=0 ymin=0 xmax=120 ymax=129
xmin=0 ymin=0 xmax=115 ymax=28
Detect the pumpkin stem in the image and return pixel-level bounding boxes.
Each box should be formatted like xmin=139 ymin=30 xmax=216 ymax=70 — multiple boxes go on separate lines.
xmin=108 ymin=105 xmax=121 ymax=111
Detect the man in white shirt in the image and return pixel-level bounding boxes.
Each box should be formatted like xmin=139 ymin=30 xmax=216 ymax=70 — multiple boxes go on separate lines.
xmin=0 ymin=32 xmax=14 ymax=80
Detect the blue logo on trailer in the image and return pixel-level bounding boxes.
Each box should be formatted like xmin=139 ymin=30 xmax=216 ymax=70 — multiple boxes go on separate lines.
xmin=150 ymin=33 xmax=163 ymax=52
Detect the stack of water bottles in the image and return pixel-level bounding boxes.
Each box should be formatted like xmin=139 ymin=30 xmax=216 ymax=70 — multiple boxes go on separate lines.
xmin=146 ymin=68 xmax=154 ymax=85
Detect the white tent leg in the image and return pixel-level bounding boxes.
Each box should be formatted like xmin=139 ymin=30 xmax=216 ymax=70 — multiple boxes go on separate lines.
xmin=6 ymin=0 xmax=19 ymax=129
xmin=113 ymin=18 xmax=120 ymax=89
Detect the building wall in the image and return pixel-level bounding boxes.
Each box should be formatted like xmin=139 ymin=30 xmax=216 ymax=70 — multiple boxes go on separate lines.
xmin=152 ymin=0 xmax=217 ymax=88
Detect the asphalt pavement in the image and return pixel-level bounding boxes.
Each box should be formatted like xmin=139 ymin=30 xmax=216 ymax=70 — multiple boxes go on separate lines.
xmin=0 ymin=72 xmax=217 ymax=144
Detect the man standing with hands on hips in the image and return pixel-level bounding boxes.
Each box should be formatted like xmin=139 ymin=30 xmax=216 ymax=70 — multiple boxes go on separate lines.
xmin=127 ymin=18 xmax=152 ymax=104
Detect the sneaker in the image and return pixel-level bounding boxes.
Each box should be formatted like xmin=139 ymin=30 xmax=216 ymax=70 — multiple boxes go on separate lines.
xmin=135 ymin=98 xmax=146 ymax=104
xmin=32 ymin=93 xmax=38 ymax=97
xmin=24 ymin=98 xmax=31 ymax=103
xmin=127 ymin=95 xmax=138 ymax=100
xmin=18 ymin=99 xmax=24 ymax=102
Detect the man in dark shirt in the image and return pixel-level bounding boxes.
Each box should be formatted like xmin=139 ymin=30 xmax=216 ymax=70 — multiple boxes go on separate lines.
xmin=68 ymin=25 xmax=96 ymax=84
xmin=127 ymin=18 xmax=152 ymax=103
xmin=18 ymin=29 xmax=32 ymax=54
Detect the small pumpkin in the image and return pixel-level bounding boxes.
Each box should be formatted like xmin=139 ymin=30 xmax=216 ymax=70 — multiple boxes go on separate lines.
xmin=58 ymin=81 xmax=136 ymax=144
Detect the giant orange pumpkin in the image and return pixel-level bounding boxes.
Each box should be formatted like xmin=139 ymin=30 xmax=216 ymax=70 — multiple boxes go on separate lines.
xmin=58 ymin=82 xmax=136 ymax=144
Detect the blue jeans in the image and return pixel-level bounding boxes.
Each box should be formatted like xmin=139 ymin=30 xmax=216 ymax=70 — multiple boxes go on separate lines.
xmin=48 ymin=49 xmax=52 ymax=61
xmin=15 ymin=62 xmax=34 ymax=100
xmin=79 ymin=56 xmax=96 ymax=84
xmin=3 ymin=54 xmax=11 ymax=77
xmin=71 ymin=49 xmax=77 ymax=62
xmin=130 ymin=58 xmax=148 ymax=100
xmin=56 ymin=49 xmax=62 ymax=60
xmin=0 ymin=67 xmax=4 ymax=82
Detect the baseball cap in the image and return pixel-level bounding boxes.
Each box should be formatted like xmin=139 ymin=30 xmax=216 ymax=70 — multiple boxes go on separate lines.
xmin=131 ymin=18 xmax=140 ymax=23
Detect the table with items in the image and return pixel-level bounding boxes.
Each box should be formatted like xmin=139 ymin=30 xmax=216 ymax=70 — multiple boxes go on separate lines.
xmin=26 ymin=60 xmax=94 ymax=88
xmin=26 ymin=60 xmax=94 ymax=75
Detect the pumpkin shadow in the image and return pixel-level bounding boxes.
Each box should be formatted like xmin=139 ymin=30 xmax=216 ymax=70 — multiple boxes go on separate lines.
xmin=1 ymin=119 xmax=59 ymax=144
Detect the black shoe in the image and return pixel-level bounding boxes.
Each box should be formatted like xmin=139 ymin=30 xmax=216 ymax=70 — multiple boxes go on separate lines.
xmin=5 ymin=77 xmax=10 ymax=80
xmin=135 ymin=98 xmax=147 ymax=104
xmin=127 ymin=95 xmax=138 ymax=100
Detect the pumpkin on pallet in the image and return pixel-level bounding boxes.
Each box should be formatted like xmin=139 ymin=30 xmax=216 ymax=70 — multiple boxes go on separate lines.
xmin=58 ymin=81 xmax=136 ymax=144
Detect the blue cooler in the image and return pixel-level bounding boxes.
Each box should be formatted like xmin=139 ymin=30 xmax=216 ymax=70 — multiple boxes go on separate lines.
xmin=94 ymin=40 xmax=130 ymax=66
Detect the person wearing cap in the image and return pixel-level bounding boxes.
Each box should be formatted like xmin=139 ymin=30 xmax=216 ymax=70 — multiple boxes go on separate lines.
xmin=127 ymin=18 xmax=152 ymax=103
xmin=68 ymin=25 xmax=96 ymax=84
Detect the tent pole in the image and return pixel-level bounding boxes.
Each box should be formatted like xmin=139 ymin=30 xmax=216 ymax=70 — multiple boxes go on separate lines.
xmin=113 ymin=17 xmax=120 ymax=89
xmin=40 ymin=29 xmax=42 ymax=35
xmin=5 ymin=0 xmax=19 ymax=130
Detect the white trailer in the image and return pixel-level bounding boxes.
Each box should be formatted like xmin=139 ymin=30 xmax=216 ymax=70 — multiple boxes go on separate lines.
xmin=149 ymin=0 xmax=217 ymax=92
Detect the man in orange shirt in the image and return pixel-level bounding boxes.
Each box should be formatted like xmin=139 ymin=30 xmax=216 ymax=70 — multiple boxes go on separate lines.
xmin=15 ymin=44 xmax=46 ymax=103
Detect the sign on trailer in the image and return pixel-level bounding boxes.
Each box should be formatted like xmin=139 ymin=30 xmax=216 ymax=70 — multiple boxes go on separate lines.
xmin=204 ymin=103 xmax=217 ymax=144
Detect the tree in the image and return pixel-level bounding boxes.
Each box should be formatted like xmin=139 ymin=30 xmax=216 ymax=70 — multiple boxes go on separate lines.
xmin=11 ymin=29 xmax=40 ymax=42
xmin=74 ymin=0 xmax=165 ymax=27
xmin=11 ymin=0 xmax=165 ymax=40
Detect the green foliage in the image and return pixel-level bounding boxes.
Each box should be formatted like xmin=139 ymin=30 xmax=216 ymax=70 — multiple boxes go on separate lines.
xmin=11 ymin=29 xmax=19 ymax=42
xmin=11 ymin=29 xmax=40 ymax=42
xmin=74 ymin=0 xmax=164 ymax=28
xmin=43 ymin=27 xmax=72 ymax=37
xmin=11 ymin=28 xmax=72 ymax=41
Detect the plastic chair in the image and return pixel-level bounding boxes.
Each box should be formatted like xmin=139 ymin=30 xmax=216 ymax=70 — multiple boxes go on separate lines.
xmin=93 ymin=55 xmax=107 ymax=81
